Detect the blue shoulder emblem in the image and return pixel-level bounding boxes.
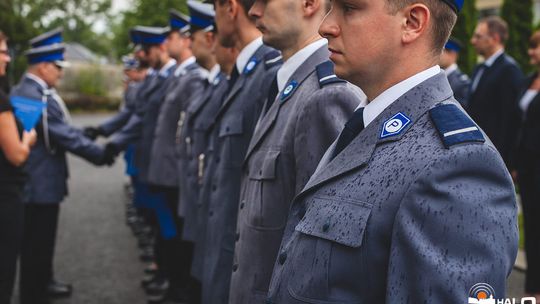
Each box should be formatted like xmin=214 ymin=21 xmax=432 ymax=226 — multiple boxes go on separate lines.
xmin=264 ymin=50 xmax=282 ymax=69
xmin=430 ymin=104 xmax=485 ymax=148
xmin=243 ymin=57 xmax=259 ymax=75
xmin=316 ymin=61 xmax=346 ymax=88
xmin=380 ymin=112 xmax=411 ymax=139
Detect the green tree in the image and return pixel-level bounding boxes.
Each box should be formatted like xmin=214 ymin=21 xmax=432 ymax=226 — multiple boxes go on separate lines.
xmin=112 ymin=0 xmax=187 ymax=58
xmin=501 ymin=0 xmax=533 ymax=73
xmin=451 ymin=0 xmax=478 ymax=75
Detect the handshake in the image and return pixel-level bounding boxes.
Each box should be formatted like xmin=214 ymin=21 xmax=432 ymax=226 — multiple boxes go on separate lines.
xmin=83 ymin=126 xmax=121 ymax=167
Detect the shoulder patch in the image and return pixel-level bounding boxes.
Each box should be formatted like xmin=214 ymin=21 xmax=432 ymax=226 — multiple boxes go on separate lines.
xmin=316 ymin=61 xmax=346 ymax=88
xmin=429 ymin=104 xmax=485 ymax=148
xmin=264 ymin=50 xmax=282 ymax=69
xmin=243 ymin=57 xmax=260 ymax=75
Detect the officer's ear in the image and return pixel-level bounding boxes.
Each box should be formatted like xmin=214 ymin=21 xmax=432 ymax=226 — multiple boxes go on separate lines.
xmin=400 ymin=3 xmax=430 ymax=46
xmin=302 ymin=0 xmax=321 ymax=18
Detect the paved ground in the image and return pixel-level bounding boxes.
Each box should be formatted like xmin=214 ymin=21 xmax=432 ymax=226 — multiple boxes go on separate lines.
xmin=11 ymin=113 xmax=529 ymax=303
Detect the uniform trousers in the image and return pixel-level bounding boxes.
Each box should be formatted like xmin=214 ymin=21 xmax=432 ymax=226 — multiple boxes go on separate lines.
xmin=0 ymin=184 xmax=24 ymax=304
xmin=518 ymin=151 xmax=540 ymax=293
xmin=19 ymin=203 xmax=60 ymax=304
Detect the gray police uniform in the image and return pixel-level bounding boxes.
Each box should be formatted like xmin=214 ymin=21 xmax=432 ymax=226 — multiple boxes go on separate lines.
xmin=266 ymin=72 xmax=518 ymax=303
xmin=177 ymin=69 xmax=228 ymax=243
xmin=446 ymin=66 xmax=470 ymax=108
xmin=147 ymin=59 xmax=206 ymax=187
xmin=11 ymin=75 xmax=105 ymax=203
xmin=228 ymin=46 xmax=361 ymax=303
xmin=98 ymin=81 xmax=141 ymax=137
xmin=198 ymin=44 xmax=282 ymax=304
xmin=133 ymin=62 xmax=177 ymax=183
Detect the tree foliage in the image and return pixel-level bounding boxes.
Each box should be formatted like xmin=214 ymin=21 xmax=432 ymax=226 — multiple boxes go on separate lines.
xmin=501 ymin=0 xmax=533 ymax=73
xmin=451 ymin=0 xmax=478 ymax=75
xmin=112 ymin=0 xmax=187 ymax=59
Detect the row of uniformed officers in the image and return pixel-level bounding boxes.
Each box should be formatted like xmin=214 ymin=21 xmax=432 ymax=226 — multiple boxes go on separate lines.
xmin=0 ymin=0 xmax=524 ymax=302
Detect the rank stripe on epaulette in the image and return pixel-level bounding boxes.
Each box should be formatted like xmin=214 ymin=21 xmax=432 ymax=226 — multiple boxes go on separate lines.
xmin=265 ymin=55 xmax=282 ymax=65
xmin=430 ymin=104 xmax=485 ymax=148
xmin=319 ymin=75 xmax=337 ymax=83
xmin=443 ymin=126 xmax=479 ymax=137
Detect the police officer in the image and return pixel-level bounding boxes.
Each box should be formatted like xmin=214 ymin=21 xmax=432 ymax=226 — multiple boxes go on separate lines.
xmin=10 ymin=28 xmax=111 ymax=304
xmin=228 ymin=0 xmax=364 ymax=300
xmin=196 ymin=0 xmax=282 ymax=300
xmin=440 ymin=37 xmax=470 ymax=107
xmin=145 ymin=8 xmax=207 ymax=304
xmin=265 ymin=0 xmax=518 ymax=302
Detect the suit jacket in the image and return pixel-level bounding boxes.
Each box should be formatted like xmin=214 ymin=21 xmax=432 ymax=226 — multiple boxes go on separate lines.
xmin=228 ymin=47 xmax=361 ymax=304
xmin=133 ymin=64 xmax=177 ymax=183
xmin=98 ymin=81 xmax=141 ymax=136
xmin=266 ymin=72 xmax=518 ymax=303
xmin=514 ymin=74 xmax=540 ymax=168
xmin=177 ymin=71 xmax=228 ymax=243
xmin=447 ymin=66 xmax=470 ymax=108
xmin=467 ymin=53 xmax=523 ymax=167
xmin=198 ymin=44 xmax=282 ymax=304
xmin=10 ymin=75 xmax=104 ymax=204
xmin=147 ymin=62 xmax=206 ymax=187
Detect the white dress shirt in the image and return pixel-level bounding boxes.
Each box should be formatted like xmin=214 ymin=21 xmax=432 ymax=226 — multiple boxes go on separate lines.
xmin=276 ymin=39 xmax=328 ymax=91
xmin=235 ymin=37 xmax=263 ymax=74
xmin=208 ymin=64 xmax=221 ymax=84
xmin=444 ymin=63 xmax=458 ymax=76
xmin=355 ymin=65 xmax=441 ymax=127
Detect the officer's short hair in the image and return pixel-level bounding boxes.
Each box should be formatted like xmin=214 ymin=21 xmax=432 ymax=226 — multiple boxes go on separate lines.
xmin=480 ymin=16 xmax=509 ymax=45
xmin=385 ymin=0 xmax=457 ymax=55
xmin=0 ymin=31 xmax=7 ymax=44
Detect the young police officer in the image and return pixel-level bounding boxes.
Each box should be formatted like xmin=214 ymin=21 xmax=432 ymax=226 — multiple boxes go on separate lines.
xmin=266 ymin=0 xmax=518 ymax=302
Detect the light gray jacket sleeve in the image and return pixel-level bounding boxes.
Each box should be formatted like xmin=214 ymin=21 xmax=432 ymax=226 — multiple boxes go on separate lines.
xmin=386 ymin=144 xmax=518 ymax=302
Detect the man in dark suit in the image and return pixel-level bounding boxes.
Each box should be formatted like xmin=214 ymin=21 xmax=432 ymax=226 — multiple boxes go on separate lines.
xmin=196 ymin=0 xmax=282 ymax=301
xmin=468 ymin=16 xmax=523 ymax=167
xmin=440 ymin=37 xmax=470 ymax=107
xmin=10 ymin=29 xmax=110 ymax=304
xmin=265 ymin=0 xmax=518 ymax=303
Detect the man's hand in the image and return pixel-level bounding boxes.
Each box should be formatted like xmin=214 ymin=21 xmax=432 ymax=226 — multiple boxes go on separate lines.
xmin=83 ymin=126 xmax=102 ymax=141
xmin=100 ymin=143 xmax=120 ymax=166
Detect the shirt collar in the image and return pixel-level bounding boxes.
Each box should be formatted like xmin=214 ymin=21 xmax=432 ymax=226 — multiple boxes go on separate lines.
xmin=276 ymin=39 xmax=327 ymax=91
xmin=26 ymin=73 xmax=49 ymax=90
xmin=235 ymin=36 xmax=263 ymax=74
xmin=444 ymin=63 xmax=458 ymax=76
xmin=174 ymin=56 xmax=195 ymax=76
xmin=208 ymin=64 xmax=221 ymax=83
xmin=159 ymin=59 xmax=177 ymax=77
xmin=357 ymin=65 xmax=441 ymax=127
xmin=484 ymin=48 xmax=504 ymax=67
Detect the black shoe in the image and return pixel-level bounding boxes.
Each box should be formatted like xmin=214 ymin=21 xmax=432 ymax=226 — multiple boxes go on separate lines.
xmin=47 ymin=279 xmax=73 ymax=298
xmin=147 ymin=286 xmax=188 ymax=304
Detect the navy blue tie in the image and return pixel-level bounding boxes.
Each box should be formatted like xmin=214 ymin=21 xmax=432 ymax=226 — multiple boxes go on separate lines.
xmin=264 ymin=76 xmax=279 ymax=114
xmin=331 ymin=107 xmax=365 ymax=159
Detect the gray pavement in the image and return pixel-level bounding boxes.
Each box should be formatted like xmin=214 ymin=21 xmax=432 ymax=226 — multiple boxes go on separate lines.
xmin=12 ymin=113 xmax=529 ymax=303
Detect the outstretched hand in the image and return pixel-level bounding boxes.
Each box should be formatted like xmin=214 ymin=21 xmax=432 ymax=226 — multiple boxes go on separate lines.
xmin=83 ymin=126 xmax=102 ymax=141
xmin=100 ymin=143 xmax=120 ymax=166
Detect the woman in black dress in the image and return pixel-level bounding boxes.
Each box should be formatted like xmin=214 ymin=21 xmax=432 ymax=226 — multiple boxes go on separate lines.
xmin=514 ymin=30 xmax=540 ymax=301
xmin=0 ymin=30 xmax=37 ymax=304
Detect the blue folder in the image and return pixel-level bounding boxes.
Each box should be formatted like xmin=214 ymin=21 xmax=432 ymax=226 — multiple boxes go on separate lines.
xmin=10 ymin=96 xmax=45 ymax=131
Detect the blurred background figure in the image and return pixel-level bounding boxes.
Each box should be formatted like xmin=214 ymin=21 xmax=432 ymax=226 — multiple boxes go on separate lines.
xmin=468 ymin=16 xmax=523 ymax=168
xmin=513 ymin=29 xmax=540 ymax=303
xmin=440 ymin=37 xmax=470 ymax=108
xmin=0 ymin=29 xmax=37 ymax=304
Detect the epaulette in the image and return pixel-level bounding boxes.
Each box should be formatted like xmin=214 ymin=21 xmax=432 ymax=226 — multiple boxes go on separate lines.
xmin=264 ymin=50 xmax=282 ymax=69
xmin=316 ymin=61 xmax=346 ymax=88
xmin=429 ymin=104 xmax=485 ymax=148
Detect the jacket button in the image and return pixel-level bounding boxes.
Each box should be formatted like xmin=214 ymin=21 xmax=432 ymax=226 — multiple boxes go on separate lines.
xmin=322 ymin=222 xmax=330 ymax=232
xmin=232 ymin=264 xmax=238 ymax=272
xmin=216 ymin=157 xmax=220 ymax=163
xmin=266 ymin=298 xmax=273 ymax=304
xmin=209 ymin=211 xmax=214 ymax=217
xmin=235 ymin=232 xmax=240 ymax=241
xmin=278 ymin=252 xmax=287 ymax=265
xmin=212 ymin=185 xmax=217 ymax=191
xmin=240 ymin=201 xmax=245 ymax=209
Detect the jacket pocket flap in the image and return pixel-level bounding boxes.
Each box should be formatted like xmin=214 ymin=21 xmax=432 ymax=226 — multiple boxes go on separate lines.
xmin=248 ymin=150 xmax=280 ymax=180
xmin=295 ymin=196 xmax=371 ymax=248
xmin=219 ymin=115 xmax=244 ymax=137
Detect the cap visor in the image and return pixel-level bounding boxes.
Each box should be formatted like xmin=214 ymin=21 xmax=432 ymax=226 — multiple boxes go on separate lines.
xmin=54 ymin=60 xmax=70 ymax=68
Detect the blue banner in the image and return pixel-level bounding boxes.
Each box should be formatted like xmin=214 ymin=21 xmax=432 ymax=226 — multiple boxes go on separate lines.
xmin=10 ymin=96 xmax=45 ymax=131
